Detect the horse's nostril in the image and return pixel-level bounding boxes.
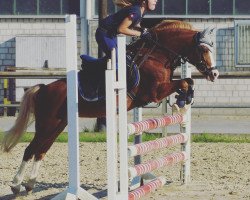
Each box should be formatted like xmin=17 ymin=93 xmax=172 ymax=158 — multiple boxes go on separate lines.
xmin=214 ymin=72 xmax=217 ymax=77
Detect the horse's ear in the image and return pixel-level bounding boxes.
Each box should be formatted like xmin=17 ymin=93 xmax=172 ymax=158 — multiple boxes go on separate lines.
xmin=208 ymin=27 xmax=216 ymax=35
xmin=200 ymin=27 xmax=216 ymax=37
xmin=198 ymin=27 xmax=216 ymax=49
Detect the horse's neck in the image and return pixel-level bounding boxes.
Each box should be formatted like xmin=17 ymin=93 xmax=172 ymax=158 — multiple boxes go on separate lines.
xmin=157 ymin=30 xmax=195 ymax=51
xmin=127 ymin=30 xmax=196 ymax=68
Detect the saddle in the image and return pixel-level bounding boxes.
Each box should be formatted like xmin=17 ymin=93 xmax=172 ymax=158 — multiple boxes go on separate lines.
xmin=78 ymin=54 xmax=140 ymax=101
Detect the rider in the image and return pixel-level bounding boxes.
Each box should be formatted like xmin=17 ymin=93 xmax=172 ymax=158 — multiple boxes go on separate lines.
xmin=95 ymin=0 xmax=158 ymax=61
xmin=95 ymin=0 xmax=158 ymax=131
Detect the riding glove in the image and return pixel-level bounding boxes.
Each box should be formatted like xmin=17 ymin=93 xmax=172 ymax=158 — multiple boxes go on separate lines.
xmin=140 ymin=28 xmax=152 ymax=41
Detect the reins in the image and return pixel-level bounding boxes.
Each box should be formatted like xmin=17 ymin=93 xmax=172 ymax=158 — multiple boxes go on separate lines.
xmin=146 ymin=31 xmax=190 ymax=65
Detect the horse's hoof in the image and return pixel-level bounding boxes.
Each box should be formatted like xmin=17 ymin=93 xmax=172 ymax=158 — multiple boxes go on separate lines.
xmin=180 ymin=104 xmax=191 ymax=115
xmin=10 ymin=186 xmax=21 ymax=195
xmin=24 ymin=184 xmax=33 ymax=194
xmin=172 ymin=103 xmax=180 ymax=115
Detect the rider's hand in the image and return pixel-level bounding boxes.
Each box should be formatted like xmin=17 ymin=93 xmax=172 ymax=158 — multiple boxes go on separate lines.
xmin=140 ymin=28 xmax=152 ymax=41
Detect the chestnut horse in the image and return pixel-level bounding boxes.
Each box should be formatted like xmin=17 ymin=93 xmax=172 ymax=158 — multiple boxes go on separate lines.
xmin=1 ymin=20 xmax=219 ymax=194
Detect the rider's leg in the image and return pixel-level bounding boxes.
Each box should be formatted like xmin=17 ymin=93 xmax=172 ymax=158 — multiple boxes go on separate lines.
xmin=95 ymin=28 xmax=118 ymax=67
xmin=95 ymin=29 xmax=118 ymax=131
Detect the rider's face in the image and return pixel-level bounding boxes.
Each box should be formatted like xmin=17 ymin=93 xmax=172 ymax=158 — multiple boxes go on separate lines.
xmin=147 ymin=0 xmax=158 ymax=11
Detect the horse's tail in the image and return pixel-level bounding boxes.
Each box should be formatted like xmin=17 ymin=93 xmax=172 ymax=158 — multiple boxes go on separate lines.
xmin=1 ymin=85 xmax=42 ymax=152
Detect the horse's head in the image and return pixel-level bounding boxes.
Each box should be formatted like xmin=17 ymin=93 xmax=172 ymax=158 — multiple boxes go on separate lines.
xmin=186 ymin=27 xmax=219 ymax=82
xmin=147 ymin=20 xmax=219 ymax=82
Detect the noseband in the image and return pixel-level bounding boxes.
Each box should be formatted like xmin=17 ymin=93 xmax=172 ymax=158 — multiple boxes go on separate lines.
xmin=195 ymin=46 xmax=216 ymax=77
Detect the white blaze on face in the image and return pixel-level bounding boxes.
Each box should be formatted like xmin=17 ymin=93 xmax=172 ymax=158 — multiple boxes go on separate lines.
xmin=200 ymin=43 xmax=219 ymax=81
xmin=208 ymin=48 xmax=219 ymax=80
xmin=209 ymin=50 xmax=216 ymax=68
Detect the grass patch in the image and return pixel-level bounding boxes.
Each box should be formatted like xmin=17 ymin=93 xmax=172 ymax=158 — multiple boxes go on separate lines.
xmin=0 ymin=132 xmax=249 ymax=143
xmin=192 ymin=133 xmax=250 ymax=143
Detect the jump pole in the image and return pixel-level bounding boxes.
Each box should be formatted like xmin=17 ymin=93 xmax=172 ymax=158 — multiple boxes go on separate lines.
xmin=52 ymin=14 xmax=97 ymax=200
xmin=180 ymin=62 xmax=191 ymax=183
xmin=106 ymin=35 xmax=128 ymax=199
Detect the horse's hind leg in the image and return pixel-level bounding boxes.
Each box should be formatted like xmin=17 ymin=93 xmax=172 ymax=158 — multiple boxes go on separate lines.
xmin=11 ymin=161 xmax=29 ymax=194
xmin=24 ymin=118 xmax=67 ymax=193
xmin=10 ymin=118 xmax=67 ymax=194
xmin=10 ymin=135 xmax=44 ymax=194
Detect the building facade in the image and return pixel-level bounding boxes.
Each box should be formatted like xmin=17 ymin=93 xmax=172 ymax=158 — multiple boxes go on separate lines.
xmin=0 ymin=0 xmax=250 ymax=115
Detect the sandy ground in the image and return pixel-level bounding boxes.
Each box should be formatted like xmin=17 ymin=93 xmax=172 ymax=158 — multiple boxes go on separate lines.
xmin=0 ymin=142 xmax=250 ymax=200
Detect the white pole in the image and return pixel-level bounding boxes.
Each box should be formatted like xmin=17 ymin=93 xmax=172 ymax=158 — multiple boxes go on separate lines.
xmin=66 ymin=14 xmax=80 ymax=196
xmin=106 ymin=35 xmax=128 ymax=200
xmin=52 ymin=14 xmax=97 ymax=200
xmin=106 ymin=50 xmax=118 ymax=199
xmin=117 ymin=35 xmax=128 ymax=199
xmin=180 ymin=62 xmax=191 ymax=184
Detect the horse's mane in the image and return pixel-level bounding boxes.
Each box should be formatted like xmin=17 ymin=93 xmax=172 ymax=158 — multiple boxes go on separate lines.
xmin=127 ymin=20 xmax=195 ymax=50
xmin=152 ymin=20 xmax=195 ymax=32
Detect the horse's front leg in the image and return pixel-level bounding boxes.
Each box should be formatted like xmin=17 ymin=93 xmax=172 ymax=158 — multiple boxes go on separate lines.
xmin=176 ymin=78 xmax=194 ymax=107
xmin=156 ymin=78 xmax=194 ymax=102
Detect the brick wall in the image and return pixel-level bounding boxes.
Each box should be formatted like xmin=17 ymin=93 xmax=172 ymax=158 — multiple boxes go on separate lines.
xmin=0 ymin=17 xmax=81 ymax=112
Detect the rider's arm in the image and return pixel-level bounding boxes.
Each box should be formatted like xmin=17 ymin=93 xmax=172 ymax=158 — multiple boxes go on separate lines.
xmin=117 ymin=16 xmax=142 ymax=37
xmin=133 ymin=23 xmax=143 ymax=32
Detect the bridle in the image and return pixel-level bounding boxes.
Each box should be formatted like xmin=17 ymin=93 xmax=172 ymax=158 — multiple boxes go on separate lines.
xmin=193 ymin=32 xmax=217 ymax=77
xmin=195 ymin=46 xmax=216 ymax=77
xmin=133 ymin=30 xmax=216 ymax=76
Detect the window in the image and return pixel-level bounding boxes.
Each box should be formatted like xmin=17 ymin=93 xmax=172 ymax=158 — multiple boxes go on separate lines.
xmin=107 ymin=0 xmax=250 ymax=16
xmin=235 ymin=21 xmax=250 ymax=67
xmin=188 ymin=0 xmax=209 ymax=15
xmin=211 ymin=0 xmax=233 ymax=15
xmin=67 ymin=0 xmax=80 ymax=15
xmin=40 ymin=0 xmax=61 ymax=15
xmin=1 ymin=0 xmax=250 ymax=16
xmin=235 ymin=0 xmax=250 ymax=15
xmin=0 ymin=0 xmax=80 ymax=15
xmin=165 ymin=0 xmax=186 ymax=15
xmin=95 ymin=0 xmax=117 ymax=16
xmin=0 ymin=0 xmax=13 ymax=14
xmin=16 ymin=0 xmax=37 ymax=15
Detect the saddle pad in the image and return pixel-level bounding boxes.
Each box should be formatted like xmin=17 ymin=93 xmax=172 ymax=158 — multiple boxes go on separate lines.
xmin=78 ymin=55 xmax=140 ymax=102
